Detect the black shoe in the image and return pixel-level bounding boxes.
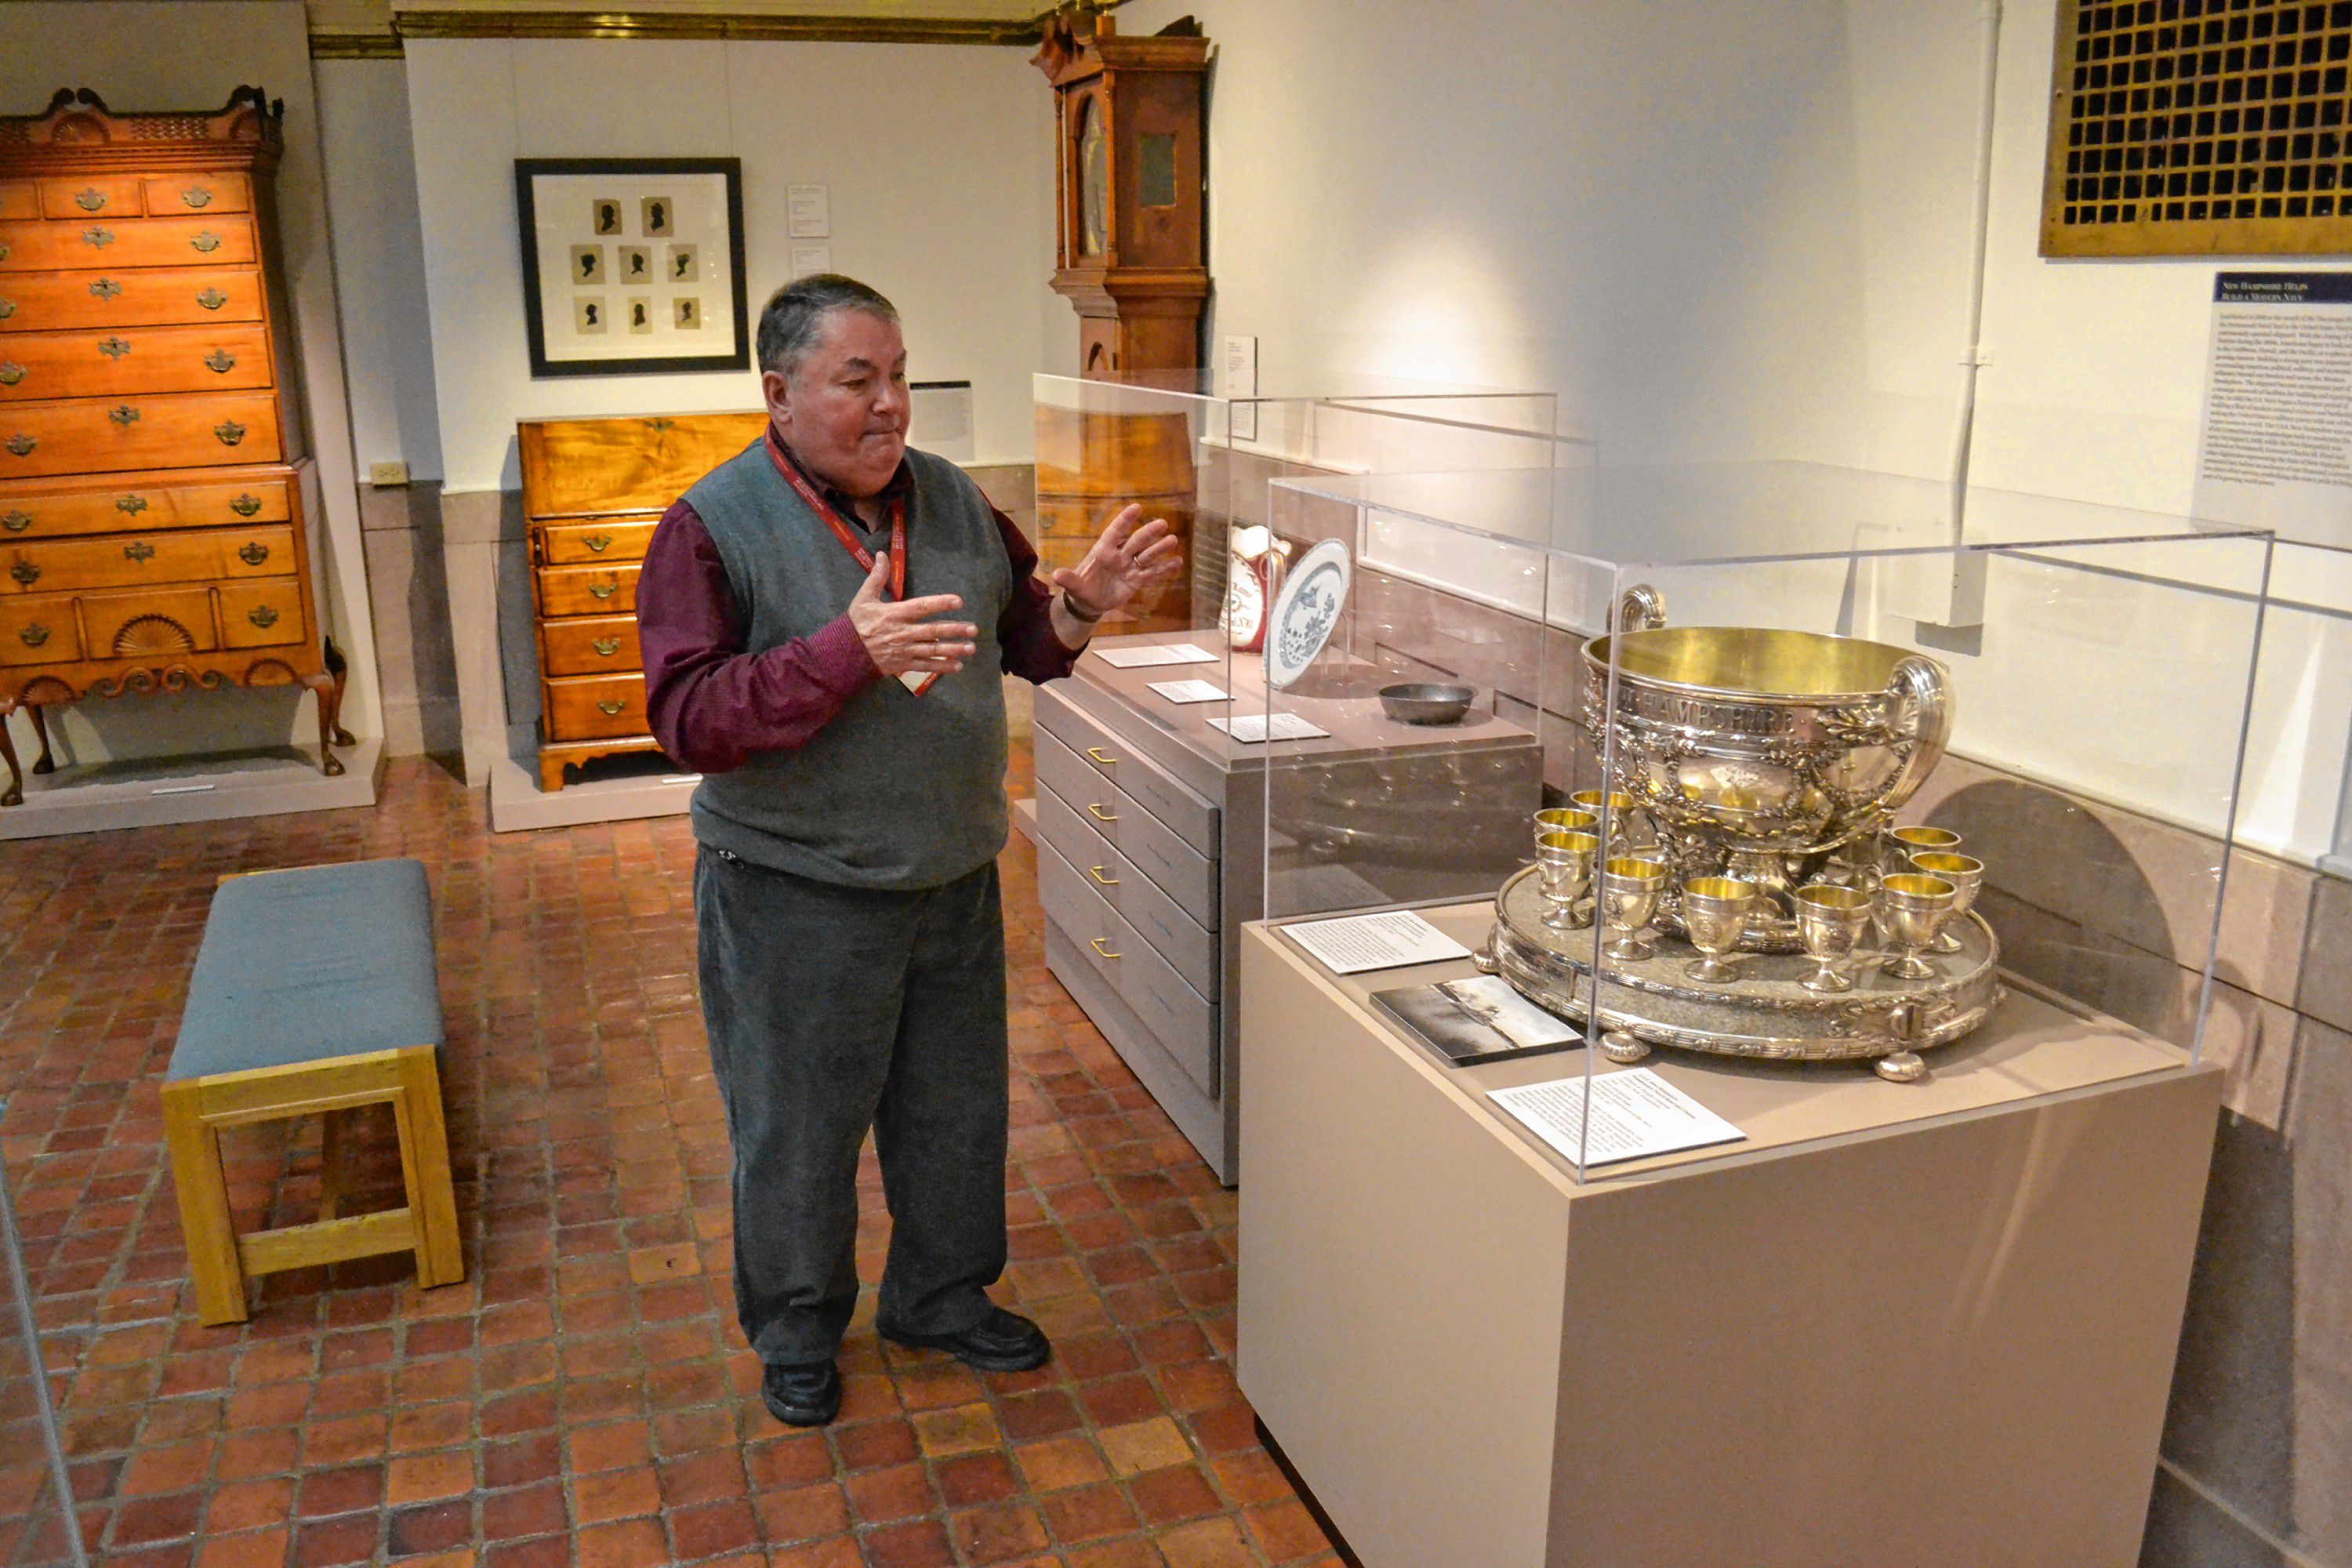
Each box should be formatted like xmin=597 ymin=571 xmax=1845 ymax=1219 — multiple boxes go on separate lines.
xmin=760 ymin=1359 xmax=841 ymax=1426
xmin=879 ymin=1306 xmax=1051 ymax=1372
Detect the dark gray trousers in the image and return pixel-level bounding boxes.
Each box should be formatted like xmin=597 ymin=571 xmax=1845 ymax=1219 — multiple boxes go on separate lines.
xmin=694 ymin=845 xmax=1009 ymax=1366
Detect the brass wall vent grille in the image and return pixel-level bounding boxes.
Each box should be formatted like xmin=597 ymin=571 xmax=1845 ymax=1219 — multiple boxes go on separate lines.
xmin=2042 ymin=0 xmax=2352 ymax=256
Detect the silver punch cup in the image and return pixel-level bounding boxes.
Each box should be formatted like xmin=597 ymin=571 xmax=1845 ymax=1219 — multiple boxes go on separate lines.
xmin=1877 ymin=873 xmax=1960 ymax=981
xmin=1597 ymin=856 xmax=1670 ymax=962
xmin=1534 ymin=830 xmax=1600 ymax=931
xmin=1794 ymin=883 xmax=1875 ymax=994
xmin=1679 ymin=877 xmax=1759 ymax=984
xmin=1905 ymin=851 xmax=1983 ymax=953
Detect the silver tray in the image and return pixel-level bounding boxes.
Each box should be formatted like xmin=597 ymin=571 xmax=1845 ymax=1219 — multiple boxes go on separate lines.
xmin=1487 ymin=866 xmax=2002 ymax=1062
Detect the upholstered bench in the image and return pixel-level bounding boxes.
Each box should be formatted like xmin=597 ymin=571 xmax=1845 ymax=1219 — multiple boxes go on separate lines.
xmin=162 ymin=859 xmax=463 ymax=1326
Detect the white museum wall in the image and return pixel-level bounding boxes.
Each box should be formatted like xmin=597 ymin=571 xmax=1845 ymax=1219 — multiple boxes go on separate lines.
xmin=1123 ymin=0 xmax=2351 ymax=869
xmin=0 ymin=1 xmax=387 ymax=764
xmin=403 ymin=35 xmax=1065 ymax=493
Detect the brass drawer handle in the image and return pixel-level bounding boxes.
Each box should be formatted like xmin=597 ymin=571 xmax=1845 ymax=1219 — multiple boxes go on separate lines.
xmin=1 ymin=511 xmax=28 ymax=533
xmin=191 ymin=231 xmax=222 ymax=254
xmin=1085 ymin=803 xmax=1118 ymax=823
xmin=214 ymin=420 xmax=246 ymax=446
xmin=4 ymin=434 xmax=32 ymax=458
xmin=230 ymin=493 xmax=262 ymax=517
xmin=0 ymin=363 xmax=21 ymax=387
xmin=124 ymin=541 xmax=154 ymax=563
xmin=110 ymin=405 xmax=141 ymax=427
xmin=205 ymin=350 xmax=235 ymax=374
xmin=1087 ymin=866 xmax=1120 ymax=887
xmin=584 ymin=535 xmax=614 ymax=553
xmin=238 ymin=543 xmax=270 ymax=567
xmin=592 ymin=637 xmax=621 ymax=656
xmin=17 ymin=622 xmax=49 ymax=648
xmin=597 ymin=699 xmax=625 ymax=716
xmin=10 ymin=561 xmax=39 ymax=586
xmin=196 ymin=288 xmax=226 ymax=310
xmin=247 ymin=604 xmax=279 ymax=630
xmin=89 ymin=278 xmax=121 ymax=300
xmin=1085 ymin=746 xmax=1117 ymax=765
xmin=1090 ymin=937 xmax=1122 ymax=960
xmin=75 ymin=188 xmax=107 ymax=212
xmin=115 ymin=494 xmax=147 ymax=516
xmin=0 ymin=298 xmax=14 ymax=318
xmin=183 ymin=186 xmax=213 ymax=209
xmin=587 ymin=582 xmax=619 ymax=600
xmin=99 ymin=336 xmax=129 ymax=358
xmin=83 ymin=227 xmax=114 ymax=249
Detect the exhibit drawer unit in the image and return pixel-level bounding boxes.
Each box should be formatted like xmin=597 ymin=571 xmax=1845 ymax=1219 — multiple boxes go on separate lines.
xmin=1036 ymin=633 xmax=1541 ymax=1183
xmin=0 ymin=87 xmax=345 ymax=807
xmin=517 ymin=410 xmax=764 ymax=789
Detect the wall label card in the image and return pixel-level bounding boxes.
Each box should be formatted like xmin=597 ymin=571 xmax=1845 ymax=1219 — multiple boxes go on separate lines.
xmin=2191 ymin=270 xmax=2352 ymax=550
xmin=1146 ymin=678 xmax=1228 ymax=704
xmin=788 ymin=183 xmax=831 ymax=238
xmin=1489 ymin=1069 xmax=1746 ymax=1167
xmin=1094 ymin=643 xmax=1218 ymax=668
xmin=1283 ymin=910 xmax=1471 ymax=975
xmin=1208 ymin=713 xmax=1330 ymax=742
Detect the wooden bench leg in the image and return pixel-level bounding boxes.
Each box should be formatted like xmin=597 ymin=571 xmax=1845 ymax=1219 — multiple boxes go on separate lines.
xmin=161 ymin=1080 xmax=249 ymax=1326
xmin=390 ymin=1047 xmax=463 ymax=1290
xmin=318 ymin=1106 xmax=347 ymax=1221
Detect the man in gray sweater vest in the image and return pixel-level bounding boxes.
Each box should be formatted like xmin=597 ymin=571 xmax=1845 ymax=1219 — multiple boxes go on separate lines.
xmin=637 ymin=275 xmax=1178 ymax=1427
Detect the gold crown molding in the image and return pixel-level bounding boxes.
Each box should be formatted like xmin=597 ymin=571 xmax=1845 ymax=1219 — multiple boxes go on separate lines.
xmin=387 ymin=8 xmax=1054 ymax=45
xmin=310 ymin=31 xmax=405 ymax=58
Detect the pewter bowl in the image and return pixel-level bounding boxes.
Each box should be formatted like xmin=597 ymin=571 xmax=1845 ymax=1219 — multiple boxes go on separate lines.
xmin=1378 ymin=682 xmax=1475 ymax=725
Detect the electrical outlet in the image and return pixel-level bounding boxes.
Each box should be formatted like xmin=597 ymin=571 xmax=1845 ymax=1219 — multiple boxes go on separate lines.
xmin=368 ymin=460 xmax=410 ymax=488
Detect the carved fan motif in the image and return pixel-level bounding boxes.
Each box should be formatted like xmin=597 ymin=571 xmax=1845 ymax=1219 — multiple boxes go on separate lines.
xmin=111 ymin=615 xmax=195 ymax=656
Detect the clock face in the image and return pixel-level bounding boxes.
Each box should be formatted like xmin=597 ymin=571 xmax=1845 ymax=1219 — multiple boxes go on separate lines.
xmin=1076 ymin=95 xmax=1108 ymax=258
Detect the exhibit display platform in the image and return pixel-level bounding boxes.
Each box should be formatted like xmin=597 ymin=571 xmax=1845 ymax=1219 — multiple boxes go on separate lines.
xmin=0 ymin=735 xmax=379 ymax=840
xmin=1237 ymin=902 xmax=2223 ymax=1568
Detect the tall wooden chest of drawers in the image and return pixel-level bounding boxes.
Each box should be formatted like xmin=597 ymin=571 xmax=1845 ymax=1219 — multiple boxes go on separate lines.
xmin=1034 ymin=634 xmax=1542 ymax=1182
xmin=518 ymin=411 xmax=764 ymax=789
xmin=0 ymin=87 xmax=344 ymax=807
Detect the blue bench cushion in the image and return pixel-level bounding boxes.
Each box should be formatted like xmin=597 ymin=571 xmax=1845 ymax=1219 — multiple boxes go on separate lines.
xmin=169 ymin=859 xmax=443 ymax=1081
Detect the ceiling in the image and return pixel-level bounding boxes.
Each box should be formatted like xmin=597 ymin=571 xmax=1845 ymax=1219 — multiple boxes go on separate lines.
xmin=299 ymin=0 xmax=1112 ymax=55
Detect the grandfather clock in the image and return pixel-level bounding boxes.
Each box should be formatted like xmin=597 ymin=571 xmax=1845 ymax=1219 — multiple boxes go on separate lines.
xmin=1034 ymin=10 xmax=1210 ymax=379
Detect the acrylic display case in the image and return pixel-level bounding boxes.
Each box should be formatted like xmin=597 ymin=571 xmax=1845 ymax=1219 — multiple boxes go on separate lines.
xmin=1027 ymin=374 xmax=1571 ymax=1180
xmin=1250 ymin=458 xmax=2273 ymax=1176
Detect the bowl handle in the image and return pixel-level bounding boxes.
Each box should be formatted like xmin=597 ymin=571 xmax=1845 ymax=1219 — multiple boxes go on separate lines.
xmin=1613 ymin=583 xmax=1667 ymax=632
xmin=1882 ymin=654 xmax=1951 ymax=809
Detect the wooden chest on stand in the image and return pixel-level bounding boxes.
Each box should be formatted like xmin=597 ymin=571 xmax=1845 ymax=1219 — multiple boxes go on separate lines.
xmin=0 ymin=87 xmax=346 ymax=808
xmin=518 ymin=412 xmax=764 ymax=790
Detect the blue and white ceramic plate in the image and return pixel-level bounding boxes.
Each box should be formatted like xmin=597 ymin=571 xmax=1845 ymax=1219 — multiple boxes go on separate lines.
xmin=1263 ymin=539 xmax=1352 ymax=690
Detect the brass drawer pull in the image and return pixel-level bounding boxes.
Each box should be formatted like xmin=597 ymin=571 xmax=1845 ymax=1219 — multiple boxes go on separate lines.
xmin=0 ymin=298 xmax=14 ymax=318
xmin=1085 ymin=746 xmax=1118 ymax=765
xmin=124 ymin=541 xmax=154 ymax=563
xmin=110 ymin=405 xmax=141 ymax=427
xmin=205 ymin=350 xmax=235 ymax=374
xmin=247 ymin=604 xmax=279 ymax=630
xmin=214 ymin=420 xmax=246 ymax=446
xmin=1085 ymin=803 xmax=1119 ymax=823
xmin=1089 ymin=937 xmax=1122 ymax=960
xmin=1 ymin=511 xmax=28 ymax=533
xmin=196 ymin=288 xmax=226 ymax=310
xmin=230 ymin=493 xmax=262 ymax=517
xmin=10 ymin=561 xmax=39 ymax=586
xmin=17 ymin=622 xmax=49 ymax=648
xmin=5 ymin=434 xmax=33 ymax=457
xmin=592 ymin=637 xmax=621 ymax=656
xmin=182 ymin=186 xmax=213 ymax=209
xmin=584 ymin=535 xmax=614 ymax=553
xmin=1087 ymin=866 xmax=1120 ymax=887
xmin=83 ymin=227 xmax=114 ymax=249
xmin=99 ymin=336 xmax=129 ymax=358
xmin=89 ymin=278 xmax=120 ymax=300
xmin=597 ymin=699 xmax=625 ymax=716
xmin=0 ymin=363 xmax=21 ymax=387
xmin=115 ymin=495 xmax=147 ymax=515
xmin=75 ymin=188 xmax=107 ymax=212
xmin=587 ymin=582 xmax=619 ymax=600
xmin=238 ymin=542 xmax=270 ymax=566
xmin=190 ymin=231 xmax=221 ymax=254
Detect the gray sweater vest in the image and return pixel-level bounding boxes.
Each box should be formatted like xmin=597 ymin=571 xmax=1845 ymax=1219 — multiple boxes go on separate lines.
xmin=684 ymin=442 xmax=1011 ymax=890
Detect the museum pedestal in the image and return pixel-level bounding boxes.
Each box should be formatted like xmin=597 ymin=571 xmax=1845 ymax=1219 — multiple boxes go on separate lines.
xmin=1236 ymin=901 xmax=2223 ymax=1568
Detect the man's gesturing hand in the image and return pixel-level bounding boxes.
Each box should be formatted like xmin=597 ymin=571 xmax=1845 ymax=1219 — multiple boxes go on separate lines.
xmin=848 ymin=550 xmax=977 ymax=680
xmin=1051 ymin=503 xmax=1184 ymax=620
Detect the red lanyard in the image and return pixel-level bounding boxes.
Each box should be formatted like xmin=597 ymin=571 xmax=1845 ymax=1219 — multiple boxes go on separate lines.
xmin=770 ymin=436 xmax=908 ymax=597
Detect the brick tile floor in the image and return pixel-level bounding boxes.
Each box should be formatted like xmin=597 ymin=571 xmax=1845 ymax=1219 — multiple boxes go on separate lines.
xmin=0 ymin=752 xmax=1339 ymax=1568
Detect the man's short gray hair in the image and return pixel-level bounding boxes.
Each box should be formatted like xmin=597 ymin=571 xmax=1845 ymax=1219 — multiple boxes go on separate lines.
xmin=755 ymin=273 xmax=900 ymax=379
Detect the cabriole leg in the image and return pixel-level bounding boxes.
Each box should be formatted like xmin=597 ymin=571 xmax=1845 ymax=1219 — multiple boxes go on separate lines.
xmin=301 ymin=673 xmax=346 ymax=779
xmin=0 ymin=703 xmax=22 ymax=808
xmin=26 ymin=704 xmax=53 ymax=774
xmin=324 ymin=637 xmax=355 ymax=749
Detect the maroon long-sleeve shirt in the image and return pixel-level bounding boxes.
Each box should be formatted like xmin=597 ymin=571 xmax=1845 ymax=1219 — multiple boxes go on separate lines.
xmin=637 ymin=427 xmax=1080 ymax=774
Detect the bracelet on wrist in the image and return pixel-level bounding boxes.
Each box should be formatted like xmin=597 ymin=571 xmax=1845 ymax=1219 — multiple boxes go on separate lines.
xmin=1061 ymin=591 xmax=1106 ymax=625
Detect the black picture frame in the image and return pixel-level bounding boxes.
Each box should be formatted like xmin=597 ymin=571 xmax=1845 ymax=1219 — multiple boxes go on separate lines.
xmin=515 ymin=157 xmax=750 ymax=378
